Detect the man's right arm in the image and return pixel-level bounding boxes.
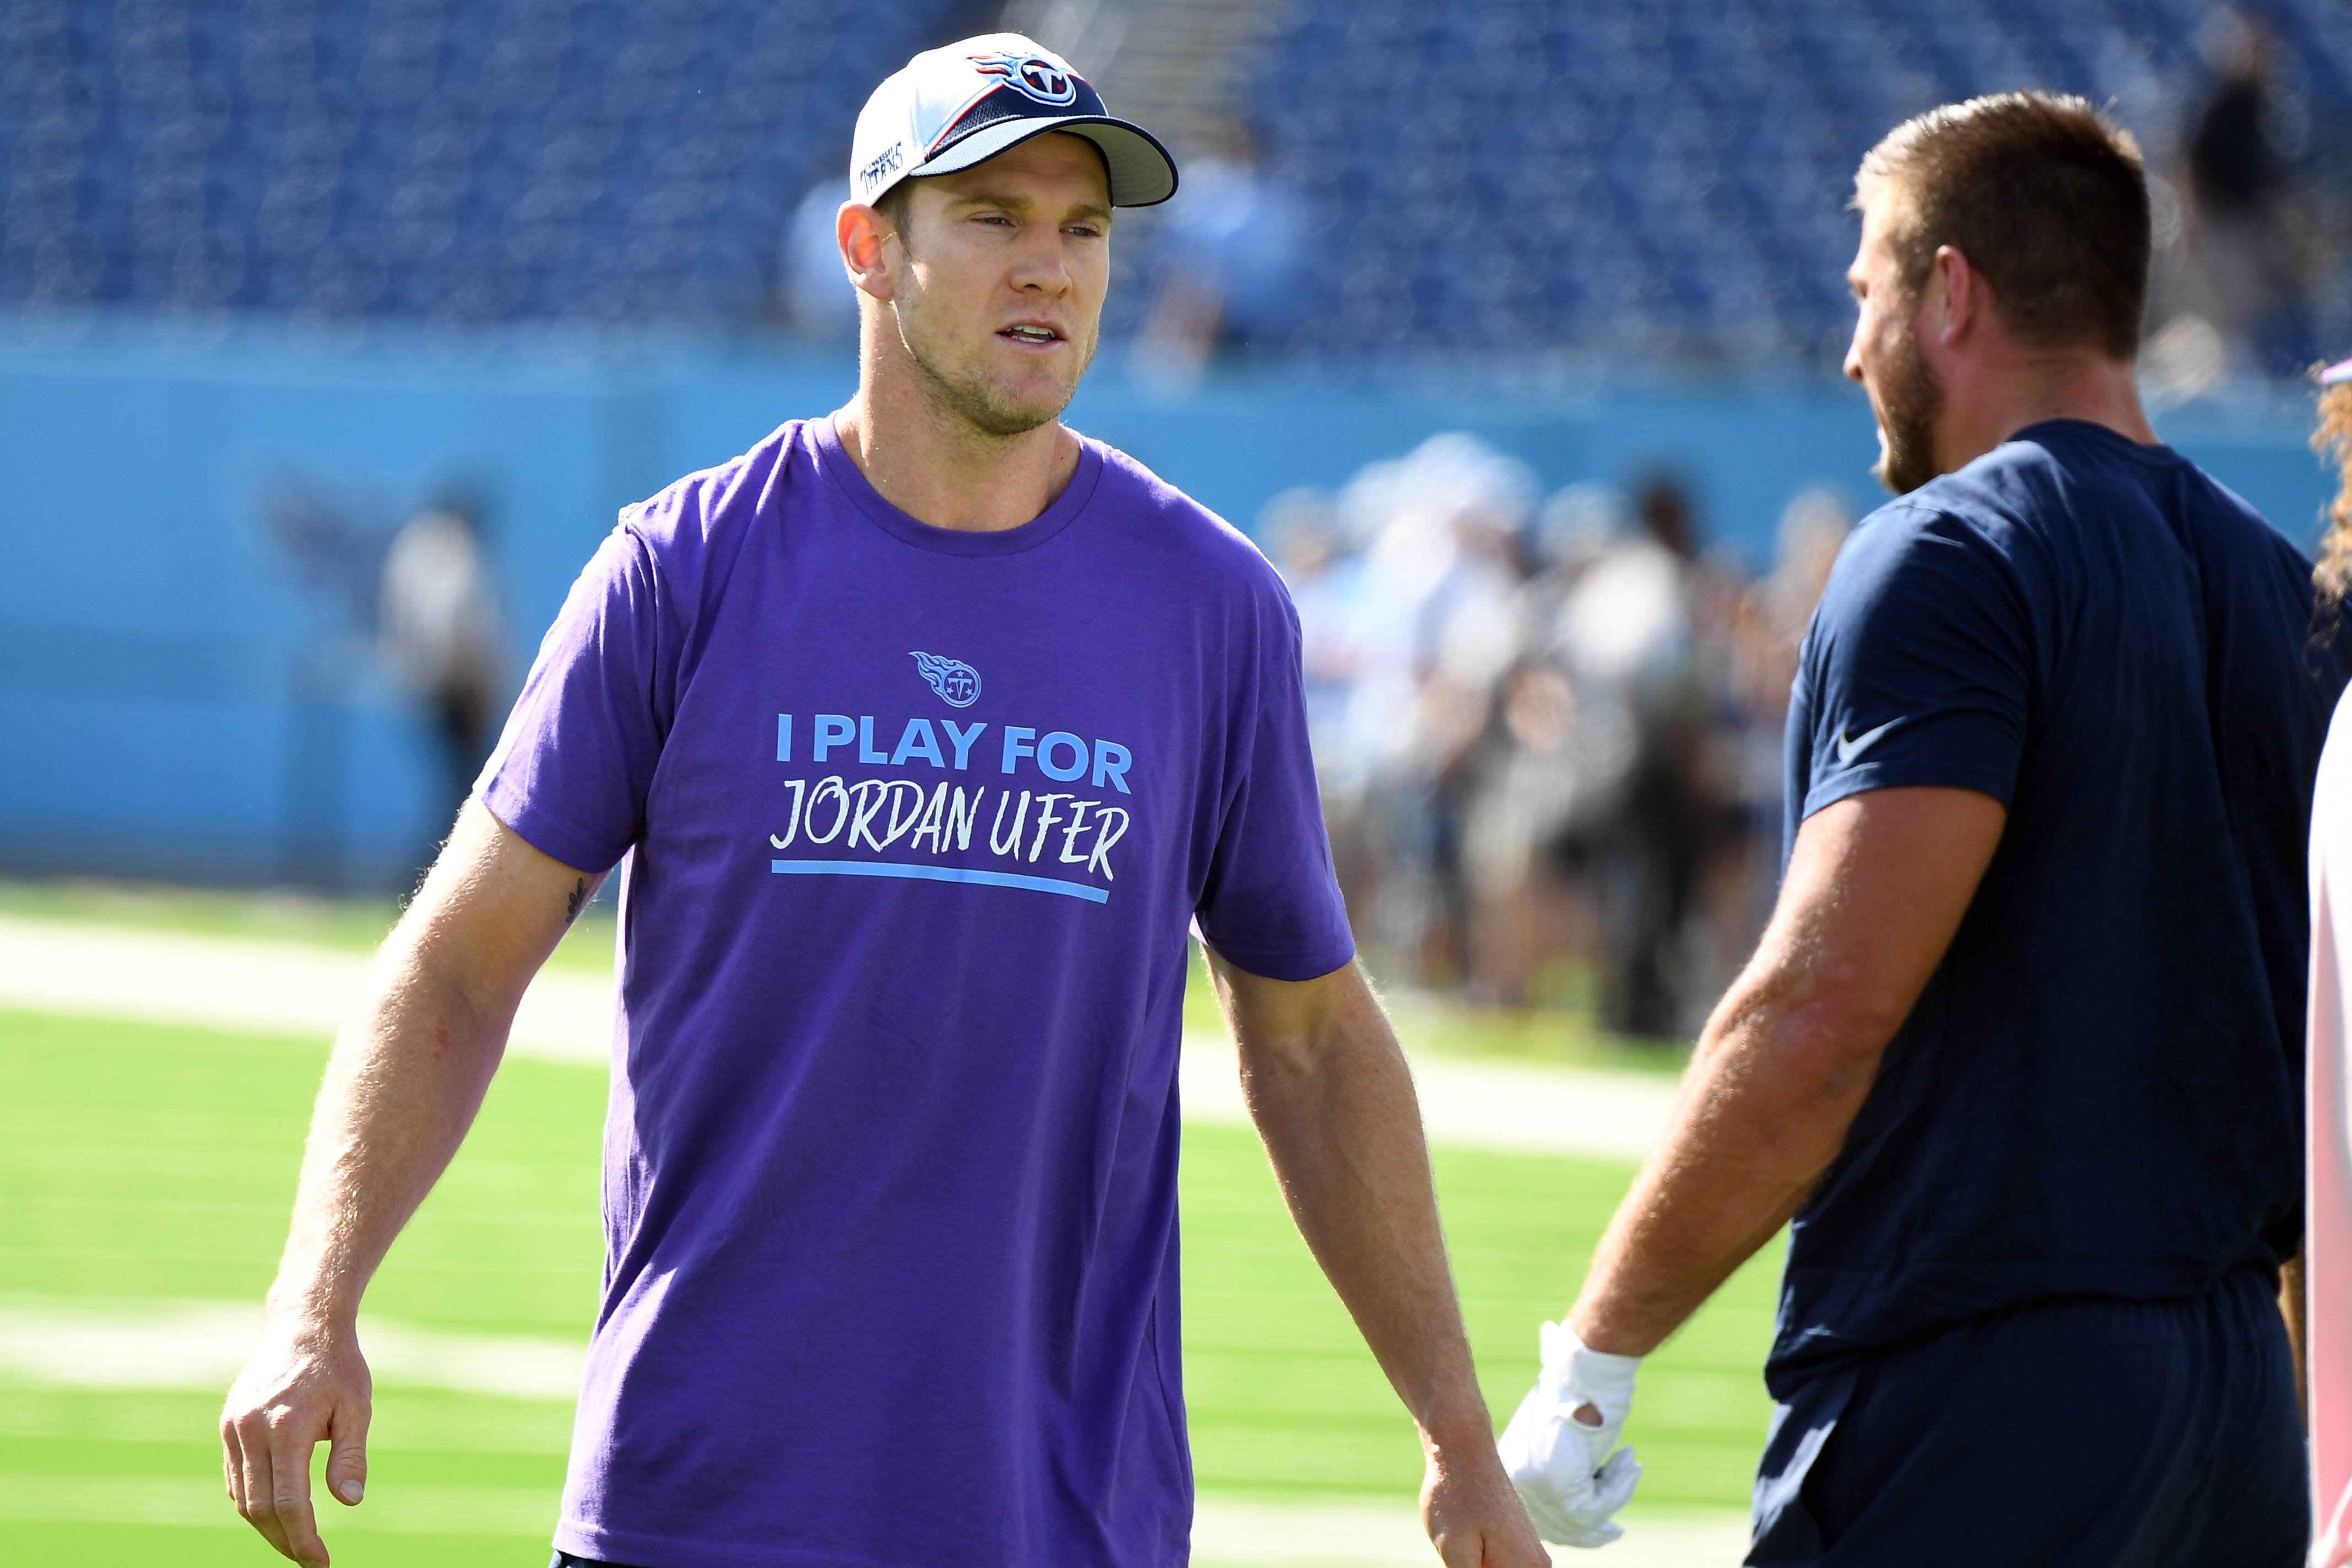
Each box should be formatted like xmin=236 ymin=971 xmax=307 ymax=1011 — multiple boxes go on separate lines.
xmin=1570 ymin=785 xmax=2006 ymax=1353
xmin=1500 ymin=787 xmax=2003 ymax=1544
xmin=220 ymin=799 xmax=603 ymax=1568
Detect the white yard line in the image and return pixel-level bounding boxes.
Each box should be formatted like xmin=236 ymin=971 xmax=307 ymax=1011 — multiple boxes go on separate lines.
xmin=0 ymin=1472 xmax=564 ymax=1534
xmin=1193 ymin=1495 xmax=1750 ymax=1567
xmin=1177 ymin=1034 xmax=1674 ymax=1161
xmin=0 ymin=913 xmax=1680 ymax=1159
xmin=0 ymin=910 xmax=612 ymax=1064
xmin=0 ymin=1297 xmax=583 ymax=1401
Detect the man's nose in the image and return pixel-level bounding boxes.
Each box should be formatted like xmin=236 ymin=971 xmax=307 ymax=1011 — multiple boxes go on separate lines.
xmin=1842 ymin=328 xmax=1866 ymax=384
xmin=1010 ymin=228 xmax=1073 ymax=294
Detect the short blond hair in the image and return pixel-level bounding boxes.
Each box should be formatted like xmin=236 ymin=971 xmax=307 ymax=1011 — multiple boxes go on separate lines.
xmin=1857 ymin=91 xmax=2150 ymax=360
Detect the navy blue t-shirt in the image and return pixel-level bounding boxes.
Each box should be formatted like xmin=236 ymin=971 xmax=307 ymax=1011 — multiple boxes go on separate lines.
xmin=1772 ymin=419 xmax=2348 ymax=1393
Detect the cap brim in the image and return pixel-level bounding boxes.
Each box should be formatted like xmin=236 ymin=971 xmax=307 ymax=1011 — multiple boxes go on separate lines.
xmin=2324 ymin=357 xmax=2352 ymax=386
xmin=917 ymin=115 xmax=1178 ymax=207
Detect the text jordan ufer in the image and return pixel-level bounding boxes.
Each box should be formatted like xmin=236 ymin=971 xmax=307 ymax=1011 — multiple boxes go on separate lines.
xmin=772 ymin=712 xmax=1133 ymax=884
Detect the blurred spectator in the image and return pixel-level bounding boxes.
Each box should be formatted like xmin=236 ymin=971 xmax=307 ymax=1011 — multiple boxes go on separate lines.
xmin=1134 ymin=120 xmax=1305 ymax=386
xmin=1559 ymin=475 xmax=1738 ymax=1037
xmin=1727 ymin=488 xmax=1853 ymax=931
xmin=782 ymin=174 xmax=859 ymax=341
xmin=1323 ymin=434 xmax=1535 ymax=981
xmin=1279 ymin=436 xmax=1853 ymax=1041
xmin=380 ymin=493 xmax=507 ymax=837
xmin=2155 ymin=7 xmax=2323 ymax=382
xmin=1732 ymin=488 xmax=1852 ymax=809
xmin=1454 ymin=484 xmax=1634 ymax=1005
xmin=1264 ymin=486 xmax=1360 ymax=779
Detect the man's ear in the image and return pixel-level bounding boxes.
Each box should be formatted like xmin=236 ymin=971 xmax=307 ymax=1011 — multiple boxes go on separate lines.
xmin=839 ymin=202 xmax=897 ymax=304
xmin=1927 ymin=244 xmax=1979 ymax=349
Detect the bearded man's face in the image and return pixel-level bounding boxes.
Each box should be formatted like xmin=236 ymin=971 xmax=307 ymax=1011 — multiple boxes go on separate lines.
xmin=1845 ymin=186 xmax=1947 ymax=495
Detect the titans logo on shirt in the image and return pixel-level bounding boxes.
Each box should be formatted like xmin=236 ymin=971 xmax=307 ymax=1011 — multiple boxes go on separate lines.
xmin=910 ymin=650 xmax=982 ymax=707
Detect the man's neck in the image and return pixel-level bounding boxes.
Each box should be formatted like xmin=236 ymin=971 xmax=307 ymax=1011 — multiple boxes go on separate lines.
xmin=832 ymin=358 xmax=1082 ymax=535
xmin=1934 ymin=349 xmax=2160 ymax=475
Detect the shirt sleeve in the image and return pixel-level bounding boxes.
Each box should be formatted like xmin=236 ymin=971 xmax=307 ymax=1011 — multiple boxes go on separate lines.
xmin=1193 ymin=590 xmax=1358 ymax=982
xmin=476 ymin=522 xmax=668 ymax=874
xmin=1797 ymin=504 xmax=2034 ymax=821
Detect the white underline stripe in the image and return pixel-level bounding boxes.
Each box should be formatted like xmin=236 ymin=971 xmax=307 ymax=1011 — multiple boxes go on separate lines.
xmin=770 ymin=858 xmax=1110 ymax=903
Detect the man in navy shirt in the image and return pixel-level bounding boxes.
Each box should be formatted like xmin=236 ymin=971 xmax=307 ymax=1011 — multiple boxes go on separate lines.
xmin=1502 ymin=92 xmax=2346 ymax=1564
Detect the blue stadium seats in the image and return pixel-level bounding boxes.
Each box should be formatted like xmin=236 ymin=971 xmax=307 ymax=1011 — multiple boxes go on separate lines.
xmin=0 ymin=0 xmax=2346 ymax=373
xmin=1244 ymin=0 xmax=2351 ymax=372
xmin=0 ymin=0 xmax=960 ymax=323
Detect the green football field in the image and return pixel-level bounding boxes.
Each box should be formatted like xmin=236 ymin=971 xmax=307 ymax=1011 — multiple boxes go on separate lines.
xmin=0 ymin=896 xmax=1777 ymax=1565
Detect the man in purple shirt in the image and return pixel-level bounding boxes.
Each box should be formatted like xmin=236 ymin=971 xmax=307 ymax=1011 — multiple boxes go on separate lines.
xmin=221 ymin=34 xmax=1545 ymax=1568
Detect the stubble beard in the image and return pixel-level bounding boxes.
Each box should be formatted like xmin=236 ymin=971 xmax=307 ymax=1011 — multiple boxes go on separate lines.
xmin=1872 ymin=316 xmax=1945 ymax=496
xmin=895 ymin=293 xmax=1095 ymax=444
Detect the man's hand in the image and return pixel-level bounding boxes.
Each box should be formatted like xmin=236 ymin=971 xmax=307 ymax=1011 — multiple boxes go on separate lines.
xmin=1424 ymin=1422 xmax=1555 ymax=1568
xmin=1204 ymin=951 xmax=1548 ymax=1567
xmin=221 ymin=1316 xmax=371 ymax=1567
xmin=1498 ymin=1323 xmax=1641 ymax=1546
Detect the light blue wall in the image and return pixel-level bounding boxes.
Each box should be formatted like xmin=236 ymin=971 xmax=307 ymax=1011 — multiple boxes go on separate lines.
xmin=1 ymin=320 xmax=2337 ymax=888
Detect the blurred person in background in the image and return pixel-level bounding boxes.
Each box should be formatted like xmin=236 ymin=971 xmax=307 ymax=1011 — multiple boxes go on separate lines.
xmin=1726 ymin=489 xmax=1853 ymax=937
xmin=1504 ymin=92 xmax=2348 ymax=1561
xmin=1286 ymin=447 xmax=1801 ymax=1026
xmin=1133 ymin=118 xmax=1305 ymax=385
xmin=219 ymin=33 xmax=1545 ymax=1568
xmin=1550 ymin=473 xmax=1730 ymax=1037
xmin=780 ymin=168 xmax=861 ymax=340
xmin=1452 ymin=488 xmax=1628 ymax=1008
xmin=1264 ymin=486 xmax=1384 ymax=931
xmin=378 ymin=489 xmax=507 ymax=853
xmin=2305 ymin=350 xmax=2352 ymax=1568
xmin=1332 ymin=434 xmax=1536 ymax=986
xmin=1263 ymin=485 xmax=1361 ymax=782
xmin=2175 ymin=6 xmax=2320 ymax=376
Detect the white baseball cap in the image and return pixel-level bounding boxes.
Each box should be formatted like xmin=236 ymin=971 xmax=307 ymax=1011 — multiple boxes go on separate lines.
xmin=849 ymin=33 xmax=1178 ymax=210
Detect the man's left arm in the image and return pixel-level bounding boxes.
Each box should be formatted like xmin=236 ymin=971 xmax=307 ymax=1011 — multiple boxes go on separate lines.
xmin=1206 ymin=951 xmax=1548 ymax=1568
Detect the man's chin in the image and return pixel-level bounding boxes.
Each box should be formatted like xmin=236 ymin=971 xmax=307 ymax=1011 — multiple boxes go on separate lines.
xmin=1878 ymin=447 xmax=1939 ymax=495
xmin=960 ymin=389 xmax=1070 ymax=440
xmin=1870 ymin=412 xmax=1942 ymax=495
xmin=916 ymin=364 xmax=1077 ymax=440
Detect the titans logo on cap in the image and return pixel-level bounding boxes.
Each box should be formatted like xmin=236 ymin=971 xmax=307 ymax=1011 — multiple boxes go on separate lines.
xmin=849 ymin=32 xmax=1178 ymax=208
xmin=971 ymin=50 xmax=1078 ymax=107
xmin=927 ymin=58 xmax=1110 ymax=161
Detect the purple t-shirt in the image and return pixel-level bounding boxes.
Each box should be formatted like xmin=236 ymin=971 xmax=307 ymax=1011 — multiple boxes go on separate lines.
xmin=480 ymin=416 xmax=1353 ymax=1568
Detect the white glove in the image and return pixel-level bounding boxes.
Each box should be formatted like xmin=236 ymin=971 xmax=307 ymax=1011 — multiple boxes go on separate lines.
xmin=1497 ymin=1320 xmax=1642 ymax=1548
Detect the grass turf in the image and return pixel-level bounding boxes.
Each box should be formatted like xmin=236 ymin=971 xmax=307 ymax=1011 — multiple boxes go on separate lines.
xmin=0 ymin=877 xmax=621 ymax=977
xmin=0 ymin=875 xmax=1685 ymax=1072
xmin=0 ymin=963 xmax=1772 ymax=1562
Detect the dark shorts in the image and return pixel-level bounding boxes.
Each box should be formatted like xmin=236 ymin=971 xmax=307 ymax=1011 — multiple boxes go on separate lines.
xmin=1747 ymin=1269 xmax=2308 ymax=1567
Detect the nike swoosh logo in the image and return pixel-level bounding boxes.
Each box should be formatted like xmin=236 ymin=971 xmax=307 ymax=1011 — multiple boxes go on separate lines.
xmin=1836 ymin=718 xmax=1902 ymax=766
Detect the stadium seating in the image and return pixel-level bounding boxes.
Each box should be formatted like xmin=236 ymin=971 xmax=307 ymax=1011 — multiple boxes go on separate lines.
xmin=1241 ymin=0 xmax=2352 ymax=374
xmin=0 ymin=0 xmax=961 ymax=325
xmin=0 ymin=0 xmax=2346 ymax=374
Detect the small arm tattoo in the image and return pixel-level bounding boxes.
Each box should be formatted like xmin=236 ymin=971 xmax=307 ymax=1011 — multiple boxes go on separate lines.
xmin=566 ymin=877 xmax=590 ymax=926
